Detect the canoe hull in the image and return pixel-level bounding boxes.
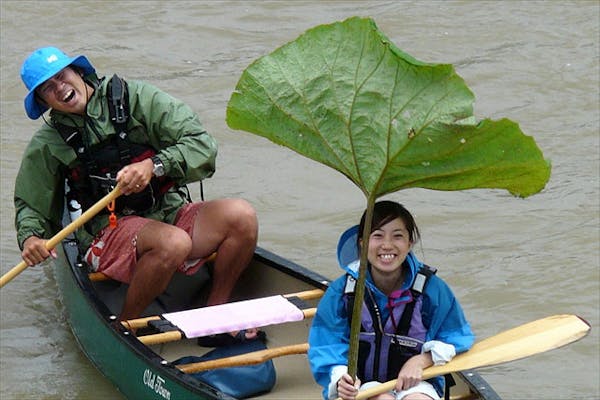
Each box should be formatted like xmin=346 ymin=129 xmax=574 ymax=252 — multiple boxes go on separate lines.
xmin=56 ymin=240 xmax=223 ymax=400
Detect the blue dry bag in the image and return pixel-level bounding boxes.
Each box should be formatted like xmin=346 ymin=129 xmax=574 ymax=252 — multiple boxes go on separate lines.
xmin=173 ymin=340 xmax=276 ymax=398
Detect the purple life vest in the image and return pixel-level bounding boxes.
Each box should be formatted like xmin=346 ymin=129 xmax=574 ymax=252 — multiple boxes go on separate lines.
xmin=344 ymin=265 xmax=436 ymax=382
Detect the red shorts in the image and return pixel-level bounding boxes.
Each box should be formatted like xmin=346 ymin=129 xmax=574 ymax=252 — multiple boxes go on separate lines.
xmin=84 ymin=202 xmax=207 ymax=283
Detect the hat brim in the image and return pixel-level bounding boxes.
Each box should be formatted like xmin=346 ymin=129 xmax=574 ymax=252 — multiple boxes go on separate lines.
xmin=337 ymin=224 xmax=360 ymax=268
xmin=24 ymin=54 xmax=95 ymax=119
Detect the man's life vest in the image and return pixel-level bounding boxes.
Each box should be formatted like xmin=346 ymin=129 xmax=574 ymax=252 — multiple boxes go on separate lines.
xmin=54 ymin=74 xmax=174 ymax=218
xmin=343 ymin=264 xmax=437 ymax=383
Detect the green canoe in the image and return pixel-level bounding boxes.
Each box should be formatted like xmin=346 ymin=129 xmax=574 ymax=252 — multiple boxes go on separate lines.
xmin=56 ymin=237 xmax=502 ymax=400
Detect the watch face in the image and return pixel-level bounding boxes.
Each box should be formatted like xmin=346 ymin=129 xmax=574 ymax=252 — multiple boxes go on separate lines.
xmin=152 ymin=157 xmax=165 ymax=177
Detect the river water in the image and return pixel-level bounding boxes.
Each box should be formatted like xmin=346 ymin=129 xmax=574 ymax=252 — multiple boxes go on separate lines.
xmin=1 ymin=1 xmax=598 ymax=399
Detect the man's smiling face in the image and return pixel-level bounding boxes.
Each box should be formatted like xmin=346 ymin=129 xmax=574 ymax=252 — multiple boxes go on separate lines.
xmin=36 ymin=67 xmax=92 ymax=115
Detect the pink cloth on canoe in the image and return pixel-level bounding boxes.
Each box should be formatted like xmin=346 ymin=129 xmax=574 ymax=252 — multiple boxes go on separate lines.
xmin=162 ymin=295 xmax=305 ymax=338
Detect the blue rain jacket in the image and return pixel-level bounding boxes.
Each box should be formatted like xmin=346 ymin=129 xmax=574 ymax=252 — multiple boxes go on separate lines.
xmin=308 ymin=225 xmax=474 ymax=399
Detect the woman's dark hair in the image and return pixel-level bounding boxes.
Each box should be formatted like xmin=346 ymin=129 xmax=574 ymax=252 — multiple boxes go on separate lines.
xmin=357 ymin=201 xmax=420 ymax=249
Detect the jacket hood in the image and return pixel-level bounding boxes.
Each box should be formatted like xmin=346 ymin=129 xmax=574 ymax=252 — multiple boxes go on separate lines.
xmin=336 ymin=224 xmax=422 ymax=292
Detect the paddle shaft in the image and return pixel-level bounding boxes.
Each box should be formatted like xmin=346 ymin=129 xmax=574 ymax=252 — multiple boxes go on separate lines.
xmin=177 ymin=343 xmax=309 ymax=373
xmin=341 ymin=314 xmax=590 ymax=400
xmin=0 ymin=185 xmax=122 ymax=288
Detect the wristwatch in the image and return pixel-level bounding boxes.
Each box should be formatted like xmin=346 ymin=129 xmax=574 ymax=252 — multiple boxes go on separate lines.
xmin=151 ymin=156 xmax=165 ymax=177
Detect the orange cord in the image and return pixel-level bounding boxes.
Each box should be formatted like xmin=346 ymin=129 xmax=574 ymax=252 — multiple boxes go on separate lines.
xmin=108 ymin=199 xmax=117 ymax=229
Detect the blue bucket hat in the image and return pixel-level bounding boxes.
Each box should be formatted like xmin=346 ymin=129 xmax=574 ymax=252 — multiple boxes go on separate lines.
xmin=337 ymin=224 xmax=360 ymax=268
xmin=21 ymin=46 xmax=95 ymax=119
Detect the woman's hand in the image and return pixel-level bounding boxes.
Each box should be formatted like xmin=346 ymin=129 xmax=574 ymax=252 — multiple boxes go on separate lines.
xmin=22 ymin=236 xmax=57 ymax=266
xmin=337 ymin=373 xmax=361 ymax=400
xmin=395 ymin=353 xmax=433 ymax=392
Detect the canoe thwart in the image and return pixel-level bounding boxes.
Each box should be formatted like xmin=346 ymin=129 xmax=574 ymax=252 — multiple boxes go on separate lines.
xmin=136 ymin=307 xmax=317 ymax=346
xmin=127 ymin=290 xmax=323 ymax=345
xmin=123 ymin=288 xmax=323 ymax=330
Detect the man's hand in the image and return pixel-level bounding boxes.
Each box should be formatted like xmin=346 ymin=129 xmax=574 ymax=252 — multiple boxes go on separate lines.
xmin=22 ymin=236 xmax=57 ymax=266
xmin=116 ymin=158 xmax=153 ymax=195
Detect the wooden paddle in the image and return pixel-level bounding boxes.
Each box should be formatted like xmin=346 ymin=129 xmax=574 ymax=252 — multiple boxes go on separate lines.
xmin=335 ymin=314 xmax=590 ymax=400
xmin=177 ymin=343 xmax=310 ymax=373
xmin=0 ymin=185 xmax=122 ymax=288
xmin=174 ymin=314 xmax=587 ymax=381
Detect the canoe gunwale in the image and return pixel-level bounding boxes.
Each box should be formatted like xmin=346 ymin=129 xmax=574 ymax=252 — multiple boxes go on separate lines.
xmin=454 ymin=370 xmax=502 ymax=400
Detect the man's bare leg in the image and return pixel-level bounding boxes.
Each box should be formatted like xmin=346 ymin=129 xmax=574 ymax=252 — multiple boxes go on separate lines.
xmin=190 ymin=198 xmax=259 ymax=338
xmin=119 ymin=221 xmax=192 ymax=321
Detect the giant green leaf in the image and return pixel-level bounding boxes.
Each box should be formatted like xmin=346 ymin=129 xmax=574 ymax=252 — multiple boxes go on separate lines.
xmin=227 ymin=17 xmax=551 ymax=198
xmin=226 ymin=16 xmax=551 ymax=382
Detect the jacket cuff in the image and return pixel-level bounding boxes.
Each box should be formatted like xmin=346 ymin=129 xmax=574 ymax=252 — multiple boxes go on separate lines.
xmin=327 ymin=365 xmax=348 ymax=400
xmin=422 ymin=340 xmax=456 ymax=365
xmin=17 ymin=231 xmax=42 ymax=251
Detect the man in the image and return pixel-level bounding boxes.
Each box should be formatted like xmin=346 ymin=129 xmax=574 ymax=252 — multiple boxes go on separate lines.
xmin=15 ymin=47 xmax=259 ymax=341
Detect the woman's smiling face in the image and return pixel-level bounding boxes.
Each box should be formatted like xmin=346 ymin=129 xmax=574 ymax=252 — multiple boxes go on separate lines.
xmin=36 ymin=67 xmax=91 ymax=115
xmin=367 ymin=217 xmax=412 ymax=274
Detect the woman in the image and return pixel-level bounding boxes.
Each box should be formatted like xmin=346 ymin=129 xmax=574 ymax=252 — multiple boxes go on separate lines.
xmin=308 ymin=201 xmax=474 ymax=400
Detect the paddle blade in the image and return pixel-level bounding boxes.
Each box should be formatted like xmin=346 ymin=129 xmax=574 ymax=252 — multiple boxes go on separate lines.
xmin=423 ymin=314 xmax=590 ymax=379
xmin=352 ymin=314 xmax=590 ymax=400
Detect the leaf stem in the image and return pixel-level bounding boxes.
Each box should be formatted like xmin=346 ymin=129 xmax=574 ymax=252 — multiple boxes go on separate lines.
xmin=347 ymin=196 xmax=375 ymax=379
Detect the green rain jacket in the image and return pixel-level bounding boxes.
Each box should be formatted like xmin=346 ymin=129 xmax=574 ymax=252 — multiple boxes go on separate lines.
xmin=14 ymin=75 xmax=217 ymax=251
